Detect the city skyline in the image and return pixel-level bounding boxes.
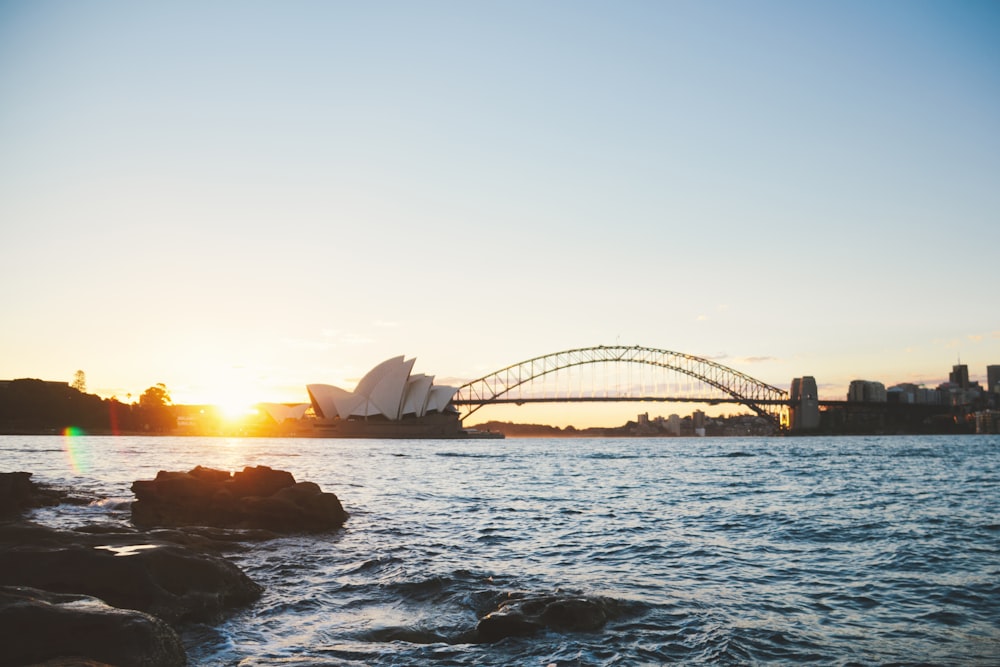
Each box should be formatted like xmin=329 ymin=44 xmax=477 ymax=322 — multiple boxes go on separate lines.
xmin=2 ymin=1 xmax=998 ymax=428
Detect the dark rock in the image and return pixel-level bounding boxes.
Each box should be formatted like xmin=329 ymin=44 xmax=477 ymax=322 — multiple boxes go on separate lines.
xmin=477 ymin=593 xmax=614 ymax=642
xmin=0 ymin=585 xmax=186 ymax=667
xmin=232 ymin=465 xmax=295 ymax=498
xmin=0 ymin=522 xmax=262 ymax=624
xmin=0 ymin=472 xmax=77 ymax=518
xmin=131 ymin=465 xmax=348 ymax=532
xmin=72 ymin=523 xmax=280 ymax=556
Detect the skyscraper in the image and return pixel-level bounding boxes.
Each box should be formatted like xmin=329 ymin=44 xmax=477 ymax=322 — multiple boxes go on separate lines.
xmin=988 ymin=365 xmax=1000 ymax=394
xmin=949 ymin=364 xmax=970 ymax=389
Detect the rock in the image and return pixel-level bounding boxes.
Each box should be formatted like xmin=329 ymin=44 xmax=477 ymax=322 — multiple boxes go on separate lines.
xmin=0 ymin=522 xmax=262 ymax=624
xmin=477 ymin=593 xmax=614 ymax=642
xmin=73 ymin=522 xmax=279 ymax=554
xmin=131 ymin=465 xmax=348 ymax=532
xmin=0 ymin=585 xmax=186 ymax=667
xmin=0 ymin=472 xmax=78 ymax=518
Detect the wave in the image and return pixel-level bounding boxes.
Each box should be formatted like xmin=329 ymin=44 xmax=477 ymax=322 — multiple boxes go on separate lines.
xmin=435 ymin=452 xmax=505 ymax=459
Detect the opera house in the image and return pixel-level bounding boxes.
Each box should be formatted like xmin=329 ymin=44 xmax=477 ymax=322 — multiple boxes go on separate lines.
xmin=305 ymin=356 xmax=470 ymax=438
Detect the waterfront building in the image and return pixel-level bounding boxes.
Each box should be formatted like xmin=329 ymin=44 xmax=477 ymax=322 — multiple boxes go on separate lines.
xmin=975 ymin=410 xmax=1000 ymax=434
xmin=848 ymin=380 xmax=887 ymax=403
xmin=692 ymin=409 xmax=706 ymax=437
xmin=306 ymin=356 xmax=468 ymax=438
xmin=666 ymin=414 xmax=681 ymax=436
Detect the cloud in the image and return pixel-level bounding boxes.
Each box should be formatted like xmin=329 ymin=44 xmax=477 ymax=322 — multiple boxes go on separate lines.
xmin=696 ymin=315 xmax=708 ymax=321
xmin=740 ymin=356 xmax=777 ymax=364
xmin=968 ymin=334 xmax=984 ymax=342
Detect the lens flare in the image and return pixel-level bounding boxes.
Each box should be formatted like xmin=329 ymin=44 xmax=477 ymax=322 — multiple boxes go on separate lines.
xmin=62 ymin=426 xmax=90 ymax=473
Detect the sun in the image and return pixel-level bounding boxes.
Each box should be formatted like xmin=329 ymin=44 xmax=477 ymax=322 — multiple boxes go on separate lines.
xmin=213 ymin=396 xmax=259 ymax=422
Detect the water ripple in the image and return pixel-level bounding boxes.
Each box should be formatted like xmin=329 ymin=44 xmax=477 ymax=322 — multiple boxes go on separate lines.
xmin=6 ymin=434 xmax=1000 ymax=665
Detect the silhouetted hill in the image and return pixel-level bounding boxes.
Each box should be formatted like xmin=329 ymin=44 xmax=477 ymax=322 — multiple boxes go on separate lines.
xmin=0 ymin=379 xmax=137 ymax=434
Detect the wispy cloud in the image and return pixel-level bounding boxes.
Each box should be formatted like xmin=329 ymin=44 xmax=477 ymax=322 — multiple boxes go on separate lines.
xmin=740 ymin=356 xmax=778 ymax=364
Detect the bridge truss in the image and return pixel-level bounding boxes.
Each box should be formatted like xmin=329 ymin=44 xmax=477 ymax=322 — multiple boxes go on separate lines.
xmin=453 ymin=345 xmax=789 ymax=425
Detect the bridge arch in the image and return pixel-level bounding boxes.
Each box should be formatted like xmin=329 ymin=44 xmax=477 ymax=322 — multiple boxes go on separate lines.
xmin=453 ymin=345 xmax=789 ymax=424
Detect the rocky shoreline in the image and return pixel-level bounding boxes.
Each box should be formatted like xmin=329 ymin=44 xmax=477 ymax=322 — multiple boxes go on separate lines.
xmin=0 ymin=467 xmax=347 ymax=666
xmin=2 ymin=468 xmax=624 ymax=665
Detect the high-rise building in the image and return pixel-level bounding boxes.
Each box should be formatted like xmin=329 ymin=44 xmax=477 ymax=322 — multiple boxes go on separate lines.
xmin=667 ymin=414 xmax=681 ymax=436
xmin=692 ymin=409 xmax=706 ymax=436
xmin=988 ymin=365 xmax=1000 ymax=394
xmin=950 ymin=364 xmax=970 ymax=389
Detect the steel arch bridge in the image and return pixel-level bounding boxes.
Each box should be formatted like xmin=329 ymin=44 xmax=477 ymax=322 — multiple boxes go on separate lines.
xmin=453 ymin=345 xmax=789 ymax=425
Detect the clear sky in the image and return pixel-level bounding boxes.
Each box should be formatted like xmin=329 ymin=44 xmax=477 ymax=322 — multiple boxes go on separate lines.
xmin=1 ymin=1 xmax=998 ymax=427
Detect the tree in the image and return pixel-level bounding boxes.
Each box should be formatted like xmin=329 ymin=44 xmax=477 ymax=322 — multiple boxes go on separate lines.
xmin=139 ymin=383 xmax=171 ymax=408
xmin=72 ymin=370 xmax=87 ymax=393
xmin=138 ymin=383 xmax=174 ymax=432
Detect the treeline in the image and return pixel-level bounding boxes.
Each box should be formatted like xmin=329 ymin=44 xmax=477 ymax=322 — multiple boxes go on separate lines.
xmin=0 ymin=379 xmax=175 ymax=434
xmin=471 ymin=421 xmax=584 ymax=437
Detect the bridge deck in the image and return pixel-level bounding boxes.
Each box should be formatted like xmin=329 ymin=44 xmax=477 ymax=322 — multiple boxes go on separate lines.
xmin=452 ymin=396 xmax=792 ymax=406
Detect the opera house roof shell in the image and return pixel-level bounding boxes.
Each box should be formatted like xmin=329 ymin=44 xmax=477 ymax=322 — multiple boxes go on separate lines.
xmin=259 ymin=403 xmax=310 ymax=424
xmin=307 ymin=356 xmax=458 ymax=421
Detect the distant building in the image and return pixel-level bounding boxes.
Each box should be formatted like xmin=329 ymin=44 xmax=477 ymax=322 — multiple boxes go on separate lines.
xmin=950 ymin=364 xmax=970 ymax=389
xmin=848 ymin=380 xmax=887 ymax=403
xmin=987 ymin=365 xmax=1000 ymax=394
xmin=975 ymin=410 xmax=1000 ymax=435
xmin=887 ymin=383 xmax=943 ymax=405
xmin=666 ymin=414 xmax=681 ymax=436
xmin=692 ymin=409 xmax=706 ymax=437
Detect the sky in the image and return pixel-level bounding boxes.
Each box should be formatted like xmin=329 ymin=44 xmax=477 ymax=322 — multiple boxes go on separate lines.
xmin=1 ymin=0 xmax=998 ymax=427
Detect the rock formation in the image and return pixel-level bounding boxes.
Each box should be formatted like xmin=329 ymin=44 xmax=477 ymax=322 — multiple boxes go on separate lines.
xmin=1 ymin=465 xmax=349 ymax=666
xmin=0 ymin=471 xmax=89 ymax=518
xmin=0 ymin=586 xmax=186 ymax=667
xmin=477 ymin=593 xmax=617 ymax=642
xmin=131 ymin=465 xmax=348 ymax=532
xmin=0 ymin=521 xmax=263 ymax=624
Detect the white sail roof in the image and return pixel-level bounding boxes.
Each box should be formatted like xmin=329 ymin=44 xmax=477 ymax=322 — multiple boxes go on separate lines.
xmin=307 ymin=357 xmax=456 ymax=422
xmin=427 ymin=385 xmax=459 ymax=413
xmin=401 ymin=374 xmax=433 ymax=417
xmin=260 ymin=403 xmax=310 ymax=423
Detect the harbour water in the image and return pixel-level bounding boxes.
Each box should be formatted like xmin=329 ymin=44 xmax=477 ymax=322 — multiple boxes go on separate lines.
xmin=5 ymin=434 xmax=1000 ymax=665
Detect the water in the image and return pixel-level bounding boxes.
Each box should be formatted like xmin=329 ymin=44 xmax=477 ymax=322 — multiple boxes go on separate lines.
xmin=4 ymin=434 xmax=1000 ymax=665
